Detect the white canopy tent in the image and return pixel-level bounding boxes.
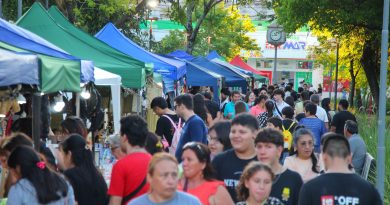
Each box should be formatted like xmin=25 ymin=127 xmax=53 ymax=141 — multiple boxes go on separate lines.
xmin=94 ymin=67 xmax=121 ymax=134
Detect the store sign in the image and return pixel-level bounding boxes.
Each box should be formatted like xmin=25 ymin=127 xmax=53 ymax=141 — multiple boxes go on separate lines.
xmin=265 ymin=41 xmax=307 ymax=50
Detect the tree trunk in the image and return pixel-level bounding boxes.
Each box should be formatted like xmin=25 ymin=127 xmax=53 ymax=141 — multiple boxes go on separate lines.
xmin=348 ymin=59 xmax=356 ymax=108
xmin=360 ymin=38 xmax=380 ymax=106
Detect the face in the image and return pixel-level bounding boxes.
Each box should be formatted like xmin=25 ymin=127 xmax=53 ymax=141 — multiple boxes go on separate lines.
xmin=152 ymin=107 xmax=164 ymax=116
xmin=174 ymin=103 xmax=184 ymax=118
xmin=57 ymin=148 xmax=72 ymax=170
xmin=260 ymin=90 xmax=268 ymax=96
xmin=273 ymin=94 xmax=282 ymax=102
xmin=182 ymin=149 xmax=206 ymax=179
xmin=249 ymin=93 xmax=256 ymax=102
xmin=245 ymin=170 xmax=273 ymax=203
xmin=148 ymin=160 xmax=178 ymax=200
xmin=256 ymin=142 xmax=283 ymax=166
xmin=230 ymin=125 xmax=256 ymax=153
xmin=232 ymin=94 xmax=241 ymax=103
xmin=111 ymin=146 xmax=126 ymax=160
xmin=295 ymin=134 xmax=314 ymax=159
xmin=208 ymin=130 xmax=224 ymax=156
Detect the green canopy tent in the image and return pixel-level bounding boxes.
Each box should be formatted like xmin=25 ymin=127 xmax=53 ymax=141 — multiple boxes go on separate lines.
xmin=17 ymin=3 xmax=146 ymax=88
xmin=0 ymin=42 xmax=80 ymax=93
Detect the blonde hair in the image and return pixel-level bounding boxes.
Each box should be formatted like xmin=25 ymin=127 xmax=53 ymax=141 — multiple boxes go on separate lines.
xmin=148 ymin=152 xmax=178 ymax=176
xmin=236 ymin=161 xmax=274 ymax=201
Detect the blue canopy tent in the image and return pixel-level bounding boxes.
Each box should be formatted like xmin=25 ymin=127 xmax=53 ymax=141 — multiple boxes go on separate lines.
xmin=206 ymin=50 xmax=224 ymax=61
xmin=185 ymin=61 xmax=223 ymax=102
xmin=0 ymin=48 xmax=39 ymax=86
xmin=0 ymin=18 xmax=94 ymax=83
xmin=167 ymin=50 xmax=195 ymax=61
xmin=95 ymin=23 xmax=186 ymax=81
xmin=191 ymin=57 xmax=248 ymax=93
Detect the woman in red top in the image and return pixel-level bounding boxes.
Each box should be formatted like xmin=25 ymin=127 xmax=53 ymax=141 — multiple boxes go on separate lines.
xmin=178 ymin=142 xmax=234 ymax=205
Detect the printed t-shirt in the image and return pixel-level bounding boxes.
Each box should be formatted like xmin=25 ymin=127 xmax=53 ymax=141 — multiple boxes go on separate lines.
xmin=178 ymin=180 xmax=225 ymax=205
xmin=155 ymin=114 xmax=180 ymax=145
xmin=298 ymin=173 xmax=382 ymax=205
xmin=270 ymin=168 xmax=303 ymax=205
xmin=175 ymin=115 xmax=208 ymax=162
xmin=212 ymin=149 xmax=256 ymax=202
xmin=128 ymin=191 xmax=201 ymax=205
xmin=108 ymin=152 xmax=152 ymax=204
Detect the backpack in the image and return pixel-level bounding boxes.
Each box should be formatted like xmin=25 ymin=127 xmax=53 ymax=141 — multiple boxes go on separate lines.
xmin=282 ymin=121 xmax=296 ymax=151
xmin=161 ymin=115 xmax=183 ymax=155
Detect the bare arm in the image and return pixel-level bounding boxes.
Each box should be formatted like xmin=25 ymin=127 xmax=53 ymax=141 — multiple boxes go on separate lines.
xmin=109 ymin=196 xmax=122 ymax=205
xmin=210 ymin=185 xmax=234 ymax=205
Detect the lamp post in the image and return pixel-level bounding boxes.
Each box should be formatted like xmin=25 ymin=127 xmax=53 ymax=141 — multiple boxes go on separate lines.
xmin=267 ymin=22 xmax=286 ymax=85
xmin=17 ymin=0 xmax=22 ymax=19
xmin=0 ymin=0 xmax=3 ymax=19
xmin=146 ymin=0 xmax=158 ymax=51
xmin=334 ymin=40 xmax=339 ymax=111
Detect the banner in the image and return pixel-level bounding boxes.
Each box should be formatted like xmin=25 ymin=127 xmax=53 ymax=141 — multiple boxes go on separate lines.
xmin=323 ymin=76 xmax=350 ymax=92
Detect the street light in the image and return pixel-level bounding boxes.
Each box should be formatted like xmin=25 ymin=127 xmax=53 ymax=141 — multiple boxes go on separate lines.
xmin=146 ymin=0 xmax=158 ymax=51
xmin=147 ymin=0 xmax=158 ymax=8
xmin=329 ymin=38 xmax=339 ymax=110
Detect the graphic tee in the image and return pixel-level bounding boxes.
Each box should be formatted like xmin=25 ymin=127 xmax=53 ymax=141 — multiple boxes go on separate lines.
xmin=270 ymin=169 xmax=303 ymax=205
xmin=212 ymin=149 xmax=257 ymax=202
xmin=298 ymin=173 xmax=382 ymax=205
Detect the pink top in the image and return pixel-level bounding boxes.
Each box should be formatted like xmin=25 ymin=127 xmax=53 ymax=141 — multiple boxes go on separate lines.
xmin=250 ymin=105 xmax=265 ymax=117
xmin=283 ymin=155 xmax=319 ymax=183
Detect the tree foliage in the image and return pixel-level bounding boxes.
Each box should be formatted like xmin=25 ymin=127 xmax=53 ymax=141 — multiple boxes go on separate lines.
xmin=154 ymin=5 xmax=257 ymax=59
xmin=271 ymin=0 xmax=385 ymax=105
xmin=163 ymin=0 xmax=252 ymax=54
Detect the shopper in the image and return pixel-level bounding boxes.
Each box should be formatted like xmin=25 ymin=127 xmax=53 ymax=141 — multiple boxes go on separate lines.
xmin=208 ymin=121 xmax=232 ymax=159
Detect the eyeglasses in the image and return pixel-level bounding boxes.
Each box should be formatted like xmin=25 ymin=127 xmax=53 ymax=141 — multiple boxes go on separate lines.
xmin=207 ymin=135 xmax=219 ymax=143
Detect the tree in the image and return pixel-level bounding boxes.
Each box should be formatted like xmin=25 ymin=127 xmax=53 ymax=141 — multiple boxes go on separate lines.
xmin=310 ymin=29 xmax=367 ymax=107
xmin=271 ymin=0 xmax=384 ymax=106
xmin=154 ymin=5 xmax=257 ymax=59
xmin=163 ymin=0 xmax=252 ymax=54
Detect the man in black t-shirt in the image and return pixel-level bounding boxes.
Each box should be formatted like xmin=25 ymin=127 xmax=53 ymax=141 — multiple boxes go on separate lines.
xmin=331 ymin=99 xmax=356 ymax=135
xmin=212 ymin=114 xmax=258 ymax=202
xmin=298 ymin=133 xmax=382 ymax=205
xmin=151 ymin=97 xmax=180 ymax=146
xmin=255 ymin=128 xmax=303 ymax=205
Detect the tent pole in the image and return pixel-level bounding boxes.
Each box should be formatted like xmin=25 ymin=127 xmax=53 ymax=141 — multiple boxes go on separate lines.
xmin=32 ymin=93 xmax=41 ymax=152
xmin=76 ymin=93 xmax=80 ymax=117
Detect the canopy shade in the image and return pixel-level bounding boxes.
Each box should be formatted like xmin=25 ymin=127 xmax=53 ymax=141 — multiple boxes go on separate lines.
xmin=0 ymin=42 xmax=81 ymax=93
xmin=230 ymin=55 xmax=272 ymax=81
xmin=211 ymin=58 xmax=252 ymax=80
xmin=190 ymin=57 xmax=247 ymax=89
xmin=17 ymin=3 xmax=146 ymax=88
xmin=167 ymin=50 xmax=194 ymax=61
xmin=94 ymin=67 xmax=121 ymax=134
xmin=206 ymin=50 xmax=225 ymax=61
xmin=95 ymin=23 xmax=186 ymax=80
xmin=0 ymin=48 xmax=39 ymax=87
xmin=0 ymin=18 xmax=93 ymax=83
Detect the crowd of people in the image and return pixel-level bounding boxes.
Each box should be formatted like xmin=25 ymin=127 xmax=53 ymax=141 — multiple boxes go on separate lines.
xmin=0 ymin=82 xmax=383 ymax=205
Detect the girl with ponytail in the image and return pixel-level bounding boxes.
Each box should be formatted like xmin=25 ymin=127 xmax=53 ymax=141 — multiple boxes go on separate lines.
xmin=7 ymin=146 xmax=74 ymax=204
xmin=58 ymin=134 xmax=108 ymax=205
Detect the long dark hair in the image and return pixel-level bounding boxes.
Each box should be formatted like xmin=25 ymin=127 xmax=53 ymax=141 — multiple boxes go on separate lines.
xmin=293 ymin=128 xmax=319 ymax=173
xmin=193 ymin=93 xmax=208 ymax=123
xmin=8 ymin=146 xmax=68 ymax=204
xmin=61 ymin=116 xmax=88 ymax=138
xmin=182 ymin=142 xmax=215 ymax=180
xmin=265 ymin=100 xmax=275 ymax=118
xmin=59 ymin=134 xmax=107 ymax=198
xmin=208 ymin=121 xmax=232 ymax=151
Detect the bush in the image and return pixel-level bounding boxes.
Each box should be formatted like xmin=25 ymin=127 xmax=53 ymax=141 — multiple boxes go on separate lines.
xmin=356 ymin=114 xmax=390 ymax=203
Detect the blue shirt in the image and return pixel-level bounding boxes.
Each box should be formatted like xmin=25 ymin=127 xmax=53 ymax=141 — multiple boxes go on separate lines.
xmin=128 ymin=191 xmax=201 ymax=205
xmin=7 ymin=178 xmax=75 ymax=205
xmin=223 ymin=101 xmax=249 ymax=119
xmin=298 ymin=117 xmax=327 ymax=152
xmin=175 ymin=115 xmax=208 ymax=162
